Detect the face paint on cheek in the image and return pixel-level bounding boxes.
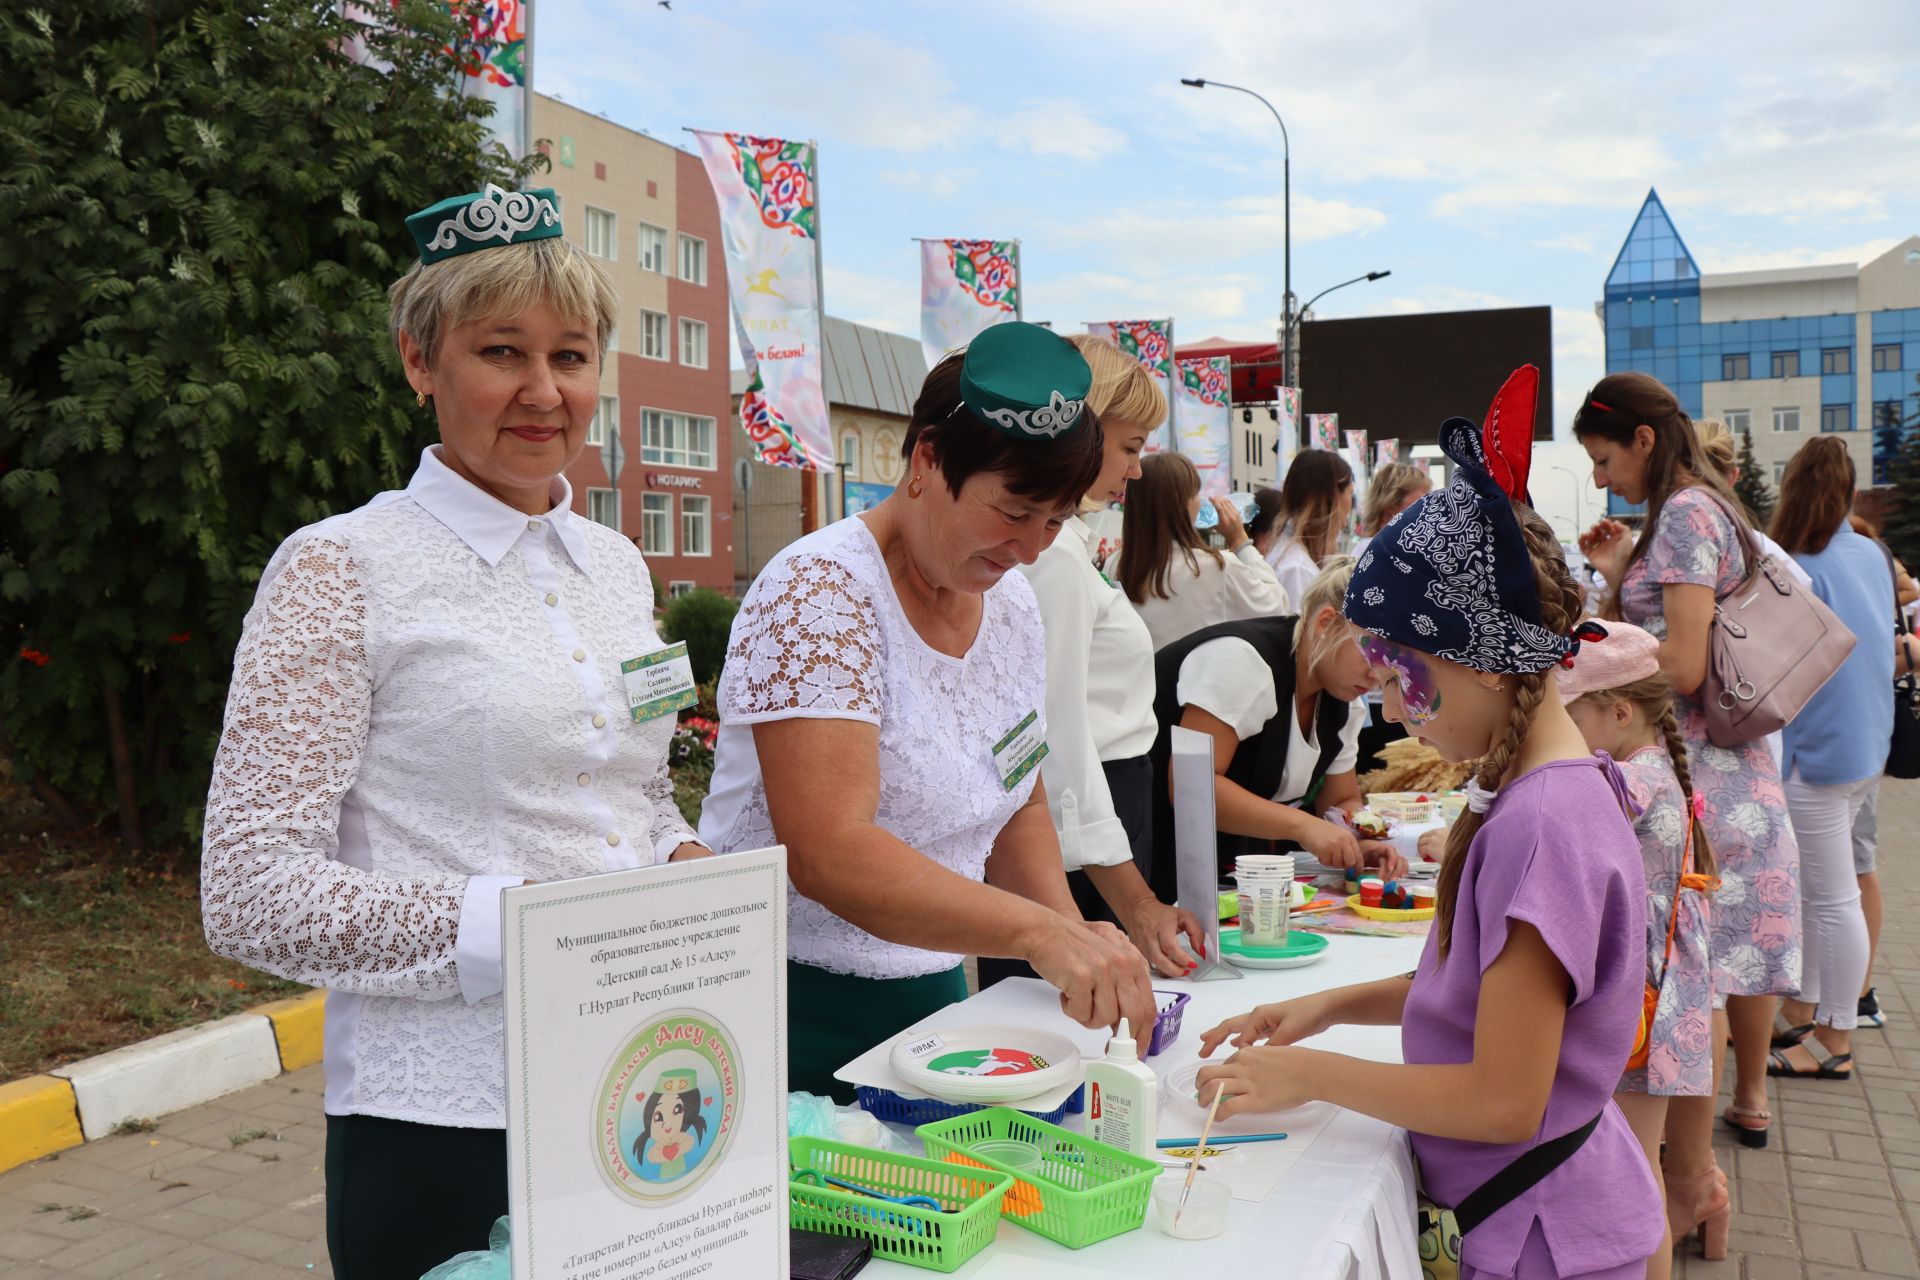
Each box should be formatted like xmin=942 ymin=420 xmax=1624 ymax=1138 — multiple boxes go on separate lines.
xmin=1358 ymin=635 xmax=1444 ymax=726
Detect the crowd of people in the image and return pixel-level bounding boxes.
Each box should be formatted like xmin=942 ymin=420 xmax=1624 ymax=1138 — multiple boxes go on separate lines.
xmin=196 ymin=187 xmax=1918 ymax=1280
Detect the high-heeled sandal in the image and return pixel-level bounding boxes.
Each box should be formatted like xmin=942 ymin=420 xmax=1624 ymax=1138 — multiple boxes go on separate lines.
xmin=1665 ymin=1164 xmax=1730 ymax=1260
xmin=1721 ymin=1102 xmax=1771 ymax=1148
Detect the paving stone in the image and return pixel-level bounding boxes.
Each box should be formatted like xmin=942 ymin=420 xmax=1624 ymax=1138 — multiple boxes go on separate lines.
xmin=1854 ymin=1231 xmax=1919 ymax=1277
xmin=1797 ymin=1223 xmax=1858 ymax=1266
xmin=1741 ymin=1255 xmax=1809 ymax=1280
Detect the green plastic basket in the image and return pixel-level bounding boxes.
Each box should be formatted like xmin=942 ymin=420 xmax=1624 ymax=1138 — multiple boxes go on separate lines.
xmin=915 ymin=1106 xmax=1158 ymax=1249
xmin=788 ymin=1136 xmax=1011 ymax=1273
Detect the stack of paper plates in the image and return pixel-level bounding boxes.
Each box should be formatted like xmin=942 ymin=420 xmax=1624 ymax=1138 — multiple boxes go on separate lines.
xmin=1217 ymin=928 xmax=1330 ymax=970
xmin=888 ymin=1025 xmax=1082 ymax=1104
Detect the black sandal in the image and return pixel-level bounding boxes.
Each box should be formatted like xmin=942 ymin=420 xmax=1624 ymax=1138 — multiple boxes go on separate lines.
xmin=1766 ymin=1034 xmax=1854 ymax=1080
xmin=1771 ymin=1012 xmax=1815 ymax=1049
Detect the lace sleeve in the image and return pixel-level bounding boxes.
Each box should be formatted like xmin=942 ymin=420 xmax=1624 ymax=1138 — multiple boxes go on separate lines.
xmin=720 ymin=552 xmax=884 ymax=724
xmin=200 ymin=535 xmax=472 ymax=997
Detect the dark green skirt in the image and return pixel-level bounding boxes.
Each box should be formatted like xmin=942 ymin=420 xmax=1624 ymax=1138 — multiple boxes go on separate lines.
xmin=787 ymin=960 xmax=968 ymax=1103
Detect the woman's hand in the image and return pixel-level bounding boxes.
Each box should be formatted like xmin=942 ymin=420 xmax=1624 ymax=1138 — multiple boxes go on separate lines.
xmin=1416 ymin=827 xmax=1449 ymax=862
xmin=1195 ymin=1046 xmax=1319 ymax=1120
xmin=1197 ymin=993 xmax=1332 ymax=1057
xmin=1026 ymin=919 xmax=1158 ymax=1053
xmin=1297 ymin=814 xmax=1369 ymax=868
xmin=667 ymin=842 xmax=711 ymax=863
xmin=1212 ymin=497 xmax=1250 ymax=550
xmin=1360 ymin=840 xmax=1408 ymax=881
xmin=1578 ymin=518 xmax=1632 ymax=584
xmin=1117 ymin=895 xmax=1205 ymax=978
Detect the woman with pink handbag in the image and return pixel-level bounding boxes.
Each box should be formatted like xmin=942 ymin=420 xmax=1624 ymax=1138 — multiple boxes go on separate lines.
xmin=1574 ymin=373 xmax=1801 ymax=1253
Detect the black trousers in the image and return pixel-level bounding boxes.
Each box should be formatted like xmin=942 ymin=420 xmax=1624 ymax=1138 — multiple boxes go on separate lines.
xmin=979 ymin=755 xmax=1153 ymax=990
xmin=326 ymin=1112 xmax=507 ymax=1280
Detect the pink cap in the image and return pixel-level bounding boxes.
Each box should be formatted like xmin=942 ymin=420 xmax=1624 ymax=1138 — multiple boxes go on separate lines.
xmin=1554 ymin=621 xmax=1661 ymax=700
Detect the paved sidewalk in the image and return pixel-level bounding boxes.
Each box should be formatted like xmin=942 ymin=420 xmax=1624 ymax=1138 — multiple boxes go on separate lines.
xmin=6 ymin=783 xmax=1920 ymax=1278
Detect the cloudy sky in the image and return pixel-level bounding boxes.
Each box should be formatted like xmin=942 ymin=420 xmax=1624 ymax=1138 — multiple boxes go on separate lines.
xmin=539 ymin=0 xmax=1920 ymax=435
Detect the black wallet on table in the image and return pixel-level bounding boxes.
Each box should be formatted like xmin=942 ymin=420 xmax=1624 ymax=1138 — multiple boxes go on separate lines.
xmin=789 ymin=1227 xmax=873 ymax=1280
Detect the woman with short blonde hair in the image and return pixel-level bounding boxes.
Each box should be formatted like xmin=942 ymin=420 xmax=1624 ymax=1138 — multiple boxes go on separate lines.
xmin=1359 ymin=462 xmax=1431 ymax=538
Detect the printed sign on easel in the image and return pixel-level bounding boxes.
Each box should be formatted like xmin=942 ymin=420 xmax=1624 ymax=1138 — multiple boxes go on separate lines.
xmin=502 ymin=847 xmax=790 ymax=1278
xmin=1169 ymin=726 xmax=1240 ymax=982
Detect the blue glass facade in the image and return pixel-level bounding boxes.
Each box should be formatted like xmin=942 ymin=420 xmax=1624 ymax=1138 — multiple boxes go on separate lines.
xmin=1870 ymin=306 xmax=1920 ymax=484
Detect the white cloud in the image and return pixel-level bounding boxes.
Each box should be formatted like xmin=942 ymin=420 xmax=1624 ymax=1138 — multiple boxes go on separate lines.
xmin=1552 ymin=307 xmax=1606 ymax=439
xmin=993 ymin=99 xmax=1129 ymax=161
xmin=878 ymin=167 xmax=979 ymax=201
xmin=1373 ymin=286 xmax=1522 ymax=318
xmin=822 ymin=265 xmax=919 ymax=338
xmin=1698 ymin=238 xmax=1902 ymax=274
xmin=1059 ymin=193 xmax=1387 ymax=273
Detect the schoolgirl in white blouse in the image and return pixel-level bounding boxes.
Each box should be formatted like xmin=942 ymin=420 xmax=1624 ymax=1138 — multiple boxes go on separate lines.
xmin=201 ymin=187 xmax=705 ymax=1280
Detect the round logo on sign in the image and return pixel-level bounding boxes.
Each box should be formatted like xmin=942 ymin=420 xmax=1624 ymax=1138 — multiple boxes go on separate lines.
xmin=593 ymin=1011 xmax=743 ymax=1203
xmin=926 ymin=1047 xmax=1051 ymax=1078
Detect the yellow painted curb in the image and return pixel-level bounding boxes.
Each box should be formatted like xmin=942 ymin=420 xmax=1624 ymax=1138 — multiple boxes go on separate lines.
xmin=253 ymin=992 xmax=326 ymax=1072
xmin=0 ymin=1075 xmax=84 ymax=1172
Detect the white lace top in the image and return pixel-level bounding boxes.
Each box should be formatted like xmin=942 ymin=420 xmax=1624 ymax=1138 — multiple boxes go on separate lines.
xmin=699 ymin=517 xmax=1048 ymax=979
xmin=201 ymin=447 xmax=698 ymax=1128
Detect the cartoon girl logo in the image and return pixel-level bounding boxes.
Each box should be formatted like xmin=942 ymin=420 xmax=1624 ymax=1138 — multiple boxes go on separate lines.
xmin=594 ymin=1011 xmax=742 ymax=1203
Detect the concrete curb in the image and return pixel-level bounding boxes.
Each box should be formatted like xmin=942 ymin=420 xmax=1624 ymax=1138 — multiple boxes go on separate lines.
xmin=0 ymin=990 xmax=324 ymax=1174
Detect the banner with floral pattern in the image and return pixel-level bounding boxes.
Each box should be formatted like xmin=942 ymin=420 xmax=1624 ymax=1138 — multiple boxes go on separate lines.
xmin=1173 ymin=356 xmax=1233 ymax=499
xmin=341 ymin=1 xmax=530 ymax=157
xmin=919 ymin=239 xmax=1019 ymax=369
xmin=691 ymin=130 xmax=831 ymax=471
xmin=1084 ymin=319 xmax=1174 ymax=450
xmin=1308 ymin=413 xmax=1340 ymax=452
xmin=1374 ymin=439 xmax=1400 ymax=469
xmin=1274 ymin=386 xmax=1301 ymax=481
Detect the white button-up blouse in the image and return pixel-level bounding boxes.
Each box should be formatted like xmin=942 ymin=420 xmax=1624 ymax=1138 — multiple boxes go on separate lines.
xmin=201 ymin=446 xmax=698 ymax=1128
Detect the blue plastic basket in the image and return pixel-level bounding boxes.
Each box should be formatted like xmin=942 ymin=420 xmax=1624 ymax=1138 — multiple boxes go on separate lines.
xmin=857 ymin=1084 xmax=1083 ymax=1126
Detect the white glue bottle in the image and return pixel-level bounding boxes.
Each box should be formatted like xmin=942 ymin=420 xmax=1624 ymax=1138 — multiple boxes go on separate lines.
xmin=1086 ymin=1017 xmax=1157 ymax=1158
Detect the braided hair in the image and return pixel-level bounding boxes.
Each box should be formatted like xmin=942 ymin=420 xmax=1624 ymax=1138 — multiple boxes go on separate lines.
xmin=1568 ymin=674 xmax=1716 ymax=880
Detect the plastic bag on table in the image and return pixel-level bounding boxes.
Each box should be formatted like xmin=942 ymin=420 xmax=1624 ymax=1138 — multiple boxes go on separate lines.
xmin=788 ymin=1090 xmax=909 ymax=1153
xmin=420 ymin=1215 xmax=510 ymax=1279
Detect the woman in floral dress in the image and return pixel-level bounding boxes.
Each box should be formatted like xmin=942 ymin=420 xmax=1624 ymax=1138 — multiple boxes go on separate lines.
xmin=1576 ymin=373 xmax=1800 ymax=1253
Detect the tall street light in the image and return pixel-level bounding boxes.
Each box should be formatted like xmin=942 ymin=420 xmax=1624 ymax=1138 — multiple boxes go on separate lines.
xmin=1287 ymin=270 xmax=1391 ymax=390
xmin=1181 ymin=78 xmax=1292 ymax=385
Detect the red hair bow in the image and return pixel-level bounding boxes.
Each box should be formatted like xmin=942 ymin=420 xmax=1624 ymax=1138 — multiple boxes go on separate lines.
xmin=1481 ymin=365 xmax=1539 ymax=505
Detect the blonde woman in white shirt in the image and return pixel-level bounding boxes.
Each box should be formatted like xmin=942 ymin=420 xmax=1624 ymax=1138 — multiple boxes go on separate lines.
xmin=1264 ymin=449 xmax=1355 ymax=607
xmin=978 ymin=336 xmax=1205 ymax=992
xmin=200 ymin=187 xmax=706 ymax=1280
xmin=1113 ymin=452 xmax=1289 ymax=649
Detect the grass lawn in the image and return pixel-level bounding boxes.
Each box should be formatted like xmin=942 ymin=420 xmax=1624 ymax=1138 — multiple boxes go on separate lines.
xmin=1 ymin=761 xmax=715 ymax=1083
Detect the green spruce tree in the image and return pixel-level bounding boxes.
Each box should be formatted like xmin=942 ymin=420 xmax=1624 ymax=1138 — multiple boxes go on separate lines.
xmin=1882 ymin=378 xmax=1920 ymax=571
xmin=0 ymin=1 xmax=529 ymax=847
xmin=1732 ymin=428 xmax=1776 ymax=528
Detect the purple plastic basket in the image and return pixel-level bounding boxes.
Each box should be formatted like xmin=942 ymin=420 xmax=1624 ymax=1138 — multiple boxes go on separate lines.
xmin=1147 ymin=990 xmax=1190 ymax=1057
xmin=857 ymin=1084 xmax=1083 ymax=1127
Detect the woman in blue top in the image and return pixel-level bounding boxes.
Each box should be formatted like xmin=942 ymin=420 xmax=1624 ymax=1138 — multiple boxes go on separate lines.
xmin=1766 ymin=439 xmax=1894 ymax=1081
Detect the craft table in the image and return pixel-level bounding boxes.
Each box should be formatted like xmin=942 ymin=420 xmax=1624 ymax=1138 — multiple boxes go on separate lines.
xmin=855 ymin=930 xmax=1429 ymax=1280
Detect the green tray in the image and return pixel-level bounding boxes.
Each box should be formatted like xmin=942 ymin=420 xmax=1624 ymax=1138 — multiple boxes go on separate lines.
xmin=789 ymin=1136 xmax=1010 ymax=1273
xmin=1218 ymin=928 xmax=1329 ymax=961
xmin=915 ymin=1107 xmax=1157 ymax=1249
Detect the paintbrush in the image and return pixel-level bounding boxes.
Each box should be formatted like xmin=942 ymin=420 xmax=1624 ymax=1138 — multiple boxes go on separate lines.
xmin=1174 ymin=1080 xmax=1225 ymax=1230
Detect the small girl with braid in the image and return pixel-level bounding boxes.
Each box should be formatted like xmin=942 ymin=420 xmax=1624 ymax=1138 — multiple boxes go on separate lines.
xmin=1558 ymin=621 xmax=1721 ymax=1271
xmin=1198 ymin=368 xmax=1663 ymax=1279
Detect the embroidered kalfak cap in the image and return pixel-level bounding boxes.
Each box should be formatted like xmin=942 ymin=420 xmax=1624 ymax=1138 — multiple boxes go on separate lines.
xmin=958 ymin=321 xmax=1093 ymax=441
xmin=407 ymin=183 xmax=563 ymax=265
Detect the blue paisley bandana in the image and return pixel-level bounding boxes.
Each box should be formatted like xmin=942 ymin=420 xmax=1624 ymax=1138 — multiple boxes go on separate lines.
xmin=1345 ymin=417 xmax=1592 ymax=675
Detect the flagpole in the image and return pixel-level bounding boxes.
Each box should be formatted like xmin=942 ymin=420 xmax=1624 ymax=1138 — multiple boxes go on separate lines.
xmin=521 ymin=0 xmax=534 ymax=161
xmin=1012 ymin=240 xmax=1024 ymax=321
xmin=810 ymin=139 xmax=828 ymax=497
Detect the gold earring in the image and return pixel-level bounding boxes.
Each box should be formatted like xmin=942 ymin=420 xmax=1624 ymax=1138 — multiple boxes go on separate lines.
xmin=1478 ymin=674 xmax=1506 ymax=692
xmin=415 ymin=391 xmax=427 ymax=408
xmin=907 ymin=475 xmax=924 ymax=499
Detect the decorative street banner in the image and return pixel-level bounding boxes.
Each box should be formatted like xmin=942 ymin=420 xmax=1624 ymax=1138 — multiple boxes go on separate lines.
xmin=1274 ymin=386 xmax=1301 ymax=482
xmin=502 ymin=848 xmax=789 ymax=1278
xmin=1344 ymin=428 xmax=1369 ymax=461
xmin=1085 ymin=319 xmax=1174 ymax=451
xmin=341 ymin=1 xmax=531 ymax=158
xmin=1308 ymin=412 xmax=1341 ymax=452
xmin=691 ymin=131 xmax=832 ymax=471
xmin=1174 ymin=356 xmax=1234 ymax=499
xmin=1374 ymin=439 xmax=1400 ymax=469
xmin=919 ymin=239 xmax=1020 ymax=369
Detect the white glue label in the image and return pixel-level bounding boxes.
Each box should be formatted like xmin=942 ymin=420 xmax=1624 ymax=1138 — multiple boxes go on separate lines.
xmin=1090 ymin=1083 xmax=1138 ymax=1153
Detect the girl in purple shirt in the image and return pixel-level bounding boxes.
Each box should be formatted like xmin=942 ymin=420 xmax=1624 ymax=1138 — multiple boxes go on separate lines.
xmin=1200 ymin=381 xmax=1663 ymax=1279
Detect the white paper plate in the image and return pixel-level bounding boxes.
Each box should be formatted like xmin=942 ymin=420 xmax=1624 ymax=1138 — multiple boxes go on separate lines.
xmin=888 ymin=1024 xmax=1082 ymax=1104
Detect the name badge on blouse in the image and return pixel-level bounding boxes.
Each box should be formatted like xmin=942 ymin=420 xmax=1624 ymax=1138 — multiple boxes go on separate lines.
xmin=991 ymin=710 xmax=1049 ymax=793
xmin=621 ymin=642 xmax=698 ymax=722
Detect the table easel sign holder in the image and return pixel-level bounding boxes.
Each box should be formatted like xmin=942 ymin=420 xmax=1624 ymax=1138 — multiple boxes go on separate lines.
xmin=501 ymin=845 xmax=790 ymax=1278
xmin=1170 ymin=725 xmax=1241 ymax=982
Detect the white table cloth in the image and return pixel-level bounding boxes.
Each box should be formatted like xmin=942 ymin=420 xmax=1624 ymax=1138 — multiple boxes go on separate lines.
xmin=859 ymin=931 xmax=1429 ymax=1280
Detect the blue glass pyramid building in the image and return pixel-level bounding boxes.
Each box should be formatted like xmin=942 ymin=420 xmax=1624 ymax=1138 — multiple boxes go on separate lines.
xmin=1601 ymin=190 xmax=1703 ymax=420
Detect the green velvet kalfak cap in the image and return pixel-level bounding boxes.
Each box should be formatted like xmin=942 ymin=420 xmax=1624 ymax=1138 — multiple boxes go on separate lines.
xmin=406 ymin=183 xmax=563 ymax=265
xmin=959 ymin=321 xmax=1092 ymax=441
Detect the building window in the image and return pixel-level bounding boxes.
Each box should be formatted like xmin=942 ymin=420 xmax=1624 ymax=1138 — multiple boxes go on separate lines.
xmin=638 ymin=222 xmax=667 ymax=274
xmin=1773 ymin=461 xmax=1788 ymax=486
xmin=640 ymin=493 xmax=673 ymax=555
xmin=584 ymin=206 xmax=616 ymax=260
xmin=668 ymin=580 xmax=696 ymax=599
xmin=641 ymin=310 xmax=669 ymax=361
xmin=641 ymin=410 xmax=717 ymax=469
xmin=1820 ymin=347 xmax=1852 ymax=376
xmin=1629 ymin=325 xmax=1654 ymax=349
xmin=1874 ymin=344 xmax=1903 ymax=372
xmin=678 ymin=234 xmax=707 ymax=285
xmin=1771 ymin=407 xmax=1800 ymax=433
xmin=1770 ymin=350 xmax=1799 ymax=379
xmin=839 ymin=433 xmax=859 ymax=475
xmin=679 ymin=318 xmax=708 ymax=369
xmin=586 ymin=487 xmax=621 ymax=531
xmin=587 ymin=394 xmax=616 ymax=447
xmin=1721 ymin=353 xmax=1750 ymax=381
xmin=1725 ymin=409 xmax=1750 ymax=435
xmin=1820 ymin=404 xmax=1854 ymax=433
xmin=680 ymin=496 xmax=711 ymax=556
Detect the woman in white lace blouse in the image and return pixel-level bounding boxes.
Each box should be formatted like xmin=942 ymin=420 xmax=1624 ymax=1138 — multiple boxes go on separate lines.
xmin=200 ymin=186 xmax=706 ymax=1280
xmin=700 ymin=322 xmax=1158 ymax=1098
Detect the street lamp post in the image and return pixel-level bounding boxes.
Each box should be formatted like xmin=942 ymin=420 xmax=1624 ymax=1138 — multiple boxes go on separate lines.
xmin=1181 ymin=78 xmax=1291 ymax=386
xmin=1284 ymin=271 xmax=1391 ymax=391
